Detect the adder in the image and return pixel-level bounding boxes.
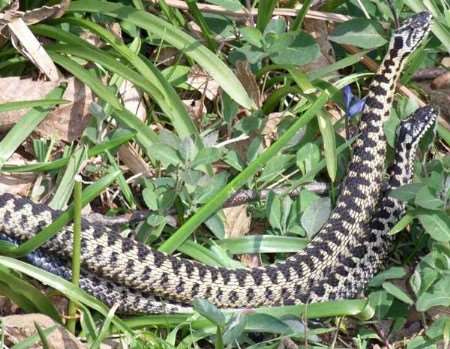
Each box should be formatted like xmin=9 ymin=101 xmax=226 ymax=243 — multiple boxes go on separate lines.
xmin=0 ymin=11 xmax=433 ymax=311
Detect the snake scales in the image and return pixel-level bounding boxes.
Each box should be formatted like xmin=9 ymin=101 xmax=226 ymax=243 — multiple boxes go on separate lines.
xmin=0 ymin=12 xmax=433 ymax=312
xmin=0 ymin=105 xmax=437 ymax=314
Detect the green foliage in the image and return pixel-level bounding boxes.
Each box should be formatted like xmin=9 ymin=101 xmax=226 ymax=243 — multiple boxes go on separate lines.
xmin=0 ymin=0 xmax=448 ymax=347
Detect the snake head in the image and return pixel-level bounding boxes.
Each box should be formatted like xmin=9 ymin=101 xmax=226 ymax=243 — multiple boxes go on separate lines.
xmin=393 ymin=12 xmax=432 ymax=54
xmin=396 ymin=106 xmax=437 ymax=148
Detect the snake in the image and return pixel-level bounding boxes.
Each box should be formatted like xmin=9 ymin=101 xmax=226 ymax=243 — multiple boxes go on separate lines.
xmin=0 ymin=12 xmax=432 ymax=310
xmin=0 ymin=105 xmax=437 ymax=314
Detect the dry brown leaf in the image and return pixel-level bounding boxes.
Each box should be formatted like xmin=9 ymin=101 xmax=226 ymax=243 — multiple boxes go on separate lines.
xmin=8 ymin=17 xmax=60 ymax=81
xmin=302 ymin=18 xmax=335 ymax=73
xmin=431 ymin=71 xmax=450 ymax=90
xmin=261 ymin=112 xmax=285 ymax=146
xmin=116 ymin=80 xmax=155 ymax=177
xmin=120 ymin=80 xmax=146 ymax=121
xmin=223 ymin=205 xmax=251 ymax=239
xmin=2 ymin=314 xmax=86 ymax=349
xmin=118 ymin=144 xmax=155 ymax=178
xmin=223 ymin=205 xmax=256 ymax=267
xmin=187 ymin=66 xmax=220 ymax=100
xmin=182 ymin=98 xmax=206 ymax=120
xmin=0 ymin=153 xmax=36 ymax=195
xmin=235 ymin=60 xmax=262 ymax=107
xmin=0 ymin=77 xmax=93 ymax=142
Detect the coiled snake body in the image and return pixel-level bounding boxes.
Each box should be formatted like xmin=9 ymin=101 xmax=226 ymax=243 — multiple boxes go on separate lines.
xmin=0 ymin=12 xmax=433 ymax=312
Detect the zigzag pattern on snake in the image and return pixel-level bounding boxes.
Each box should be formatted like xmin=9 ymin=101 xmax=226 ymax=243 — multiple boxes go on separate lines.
xmin=0 ymin=106 xmax=437 ymax=314
xmin=0 ymin=12 xmax=432 ymax=310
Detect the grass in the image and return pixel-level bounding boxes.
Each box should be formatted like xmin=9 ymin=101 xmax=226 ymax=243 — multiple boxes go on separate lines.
xmin=0 ymin=0 xmax=449 ymax=348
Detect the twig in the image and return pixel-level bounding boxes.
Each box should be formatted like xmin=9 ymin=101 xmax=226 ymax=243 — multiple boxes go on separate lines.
xmin=86 ymin=182 xmax=328 ymax=226
xmin=146 ymin=0 xmax=351 ymax=23
xmin=412 ymin=67 xmax=448 ymax=81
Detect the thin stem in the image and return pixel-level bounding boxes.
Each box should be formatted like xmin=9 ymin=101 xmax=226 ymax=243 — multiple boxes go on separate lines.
xmin=186 ymin=0 xmax=218 ymax=51
xmin=291 ymin=0 xmax=314 ymax=32
xmin=67 ymin=178 xmax=82 ymax=334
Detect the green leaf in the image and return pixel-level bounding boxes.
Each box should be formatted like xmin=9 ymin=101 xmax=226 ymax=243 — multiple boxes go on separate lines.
xmin=418 ymin=212 xmax=450 ymax=242
xmin=415 ymin=186 xmax=444 ymax=210
xmin=382 ymin=282 xmax=414 ymax=305
xmin=389 ymin=213 xmax=414 ymax=235
xmin=245 ymin=313 xmax=290 ymax=334
xmin=240 ymin=27 xmax=264 ymax=48
xmin=296 ymin=143 xmax=320 ymax=175
xmin=267 ymin=192 xmax=282 ymax=231
xmin=34 ymin=322 xmax=51 ymax=349
xmin=329 ymin=18 xmax=388 ymax=48
xmin=223 ymin=313 xmax=247 ymax=345
xmin=265 ymin=31 xmax=320 ymax=65
xmin=256 ymin=0 xmax=278 ymax=32
xmin=68 ymin=0 xmax=255 ymax=109
xmin=0 ymin=267 xmax=61 ymax=323
xmin=369 ymin=290 xmax=394 ymax=319
xmin=205 ymin=0 xmax=243 ymax=11
xmin=416 ymin=277 xmax=450 ymax=311
xmin=389 ymin=183 xmax=424 ymax=201
xmin=148 ymin=143 xmax=182 ymax=166
xmin=142 ymin=187 xmax=158 ymax=211
xmin=159 ymin=93 xmax=328 ymax=254
xmin=301 ymin=197 xmax=331 ymax=238
xmin=192 ymin=147 xmax=222 ymax=169
xmin=369 ymin=266 xmax=407 ymax=287
xmin=192 ymin=299 xmax=226 ymax=327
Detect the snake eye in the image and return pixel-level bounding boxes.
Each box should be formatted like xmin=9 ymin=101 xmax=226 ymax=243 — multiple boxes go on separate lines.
xmin=394 ymin=11 xmax=432 ymax=52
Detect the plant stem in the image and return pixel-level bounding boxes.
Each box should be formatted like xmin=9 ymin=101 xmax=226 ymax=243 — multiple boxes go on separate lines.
xmin=291 ymin=0 xmax=314 ymax=31
xmin=67 ymin=178 xmax=82 ymax=334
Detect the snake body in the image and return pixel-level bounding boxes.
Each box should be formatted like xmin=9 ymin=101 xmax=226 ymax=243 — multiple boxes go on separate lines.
xmin=0 ymin=106 xmax=437 ymax=313
xmin=0 ymin=12 xmax=432 ymax=310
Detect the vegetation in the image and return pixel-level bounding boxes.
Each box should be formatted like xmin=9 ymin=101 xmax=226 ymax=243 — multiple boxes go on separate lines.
xmin=0 ymin=0 xmax=449 ymax=348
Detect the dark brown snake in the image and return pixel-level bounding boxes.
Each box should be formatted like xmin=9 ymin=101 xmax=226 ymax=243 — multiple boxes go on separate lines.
xmin=0 ymin=12 xmax=434 ymax=313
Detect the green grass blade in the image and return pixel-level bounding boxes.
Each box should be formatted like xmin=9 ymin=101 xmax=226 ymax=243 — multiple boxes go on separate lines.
xmin=217 ymin=235 xmax=308 ymax=254
xmin=0 ymin=85 xmax=66 ymax=169
xmin=2 ymin=130 xmax=135 ymax=173
xmin=49 ymin=146 xmax=88 ymax=210
xmin=0 ymin=99 xmax=68 ymax=112
xmin=47 ymin=52 xmax=158 ymax=152
xmin=256 ymin=0 xmax=278 ymax=32
xmin=67 ymin=0 xmax=256 ymax=109
xmin=49 ymin=52 xmax=122 ymax=110
xmin=11 ymin=325 xmax=57 ymax=349
xmin=0 ymin=267 xmax=61 ymax=322
xmin=317 ymin=110 xmax=337 ymax=182
xmin=40 ymin=19 xmax=201 ymax=144
xmin=178 ymin=240 xmax=227 ymax=267
xmin=125 ymin=299 xmax=374 ymax=329
xmin=0 ymin=257 xmax=131 ymax=335
xmin=159 ymin=93 xmax=329 ymax=254
xmin=67 ymin=179 xmax=83 ymax=334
